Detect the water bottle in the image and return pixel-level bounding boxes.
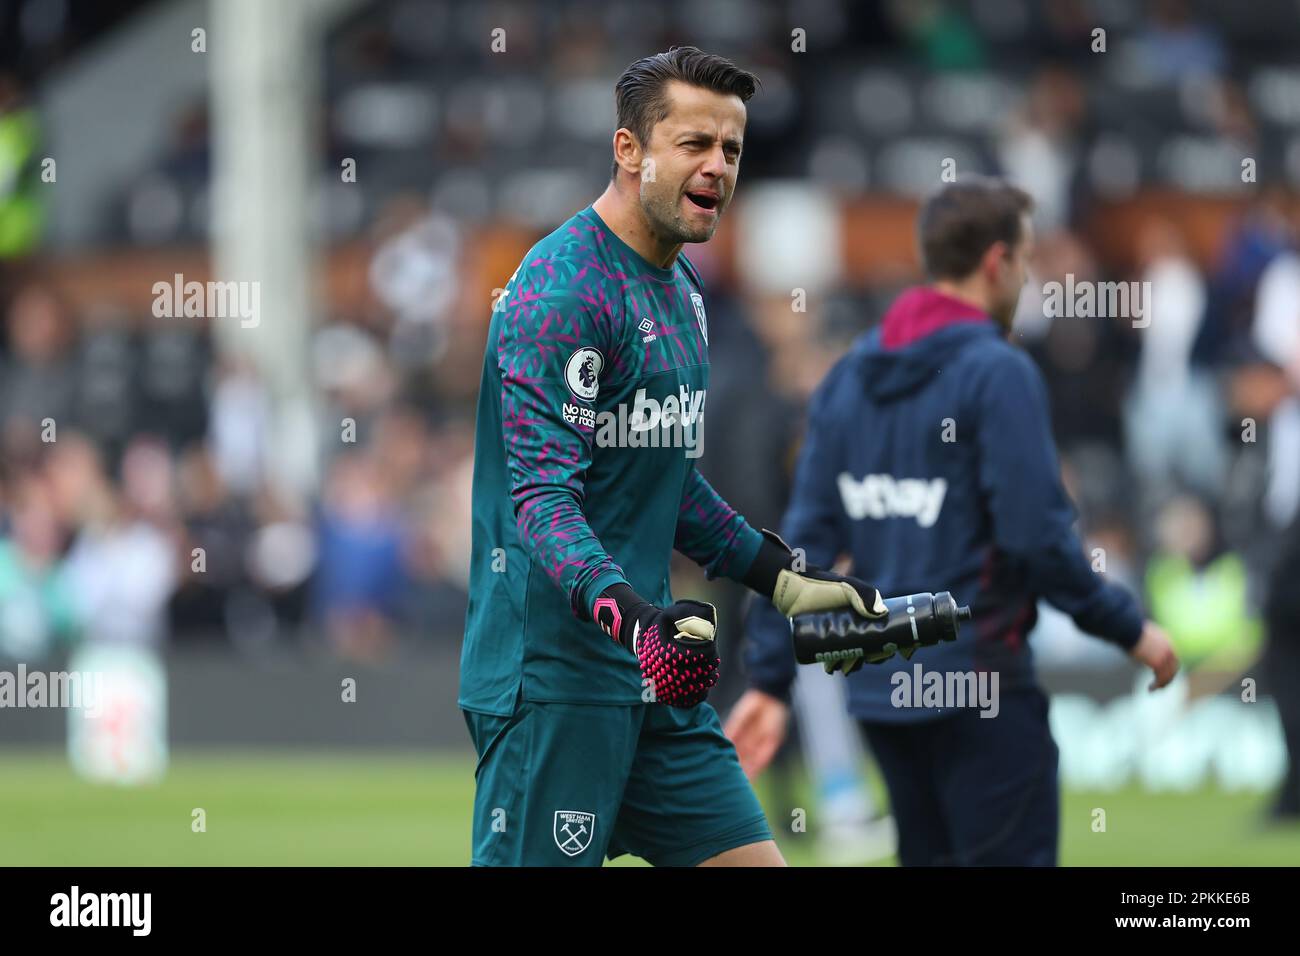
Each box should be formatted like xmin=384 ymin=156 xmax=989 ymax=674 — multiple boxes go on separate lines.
xmin=791 ymin=591 xmax=972 ymax=669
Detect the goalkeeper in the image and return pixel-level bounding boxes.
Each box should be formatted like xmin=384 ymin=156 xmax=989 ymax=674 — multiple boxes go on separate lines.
xmin=459 ymin=47 xmax=886 ymax=867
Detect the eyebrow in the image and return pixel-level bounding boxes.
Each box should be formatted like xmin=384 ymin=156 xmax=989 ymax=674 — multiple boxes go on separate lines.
xmin=677 ymin=131 xmax=744 ymax=151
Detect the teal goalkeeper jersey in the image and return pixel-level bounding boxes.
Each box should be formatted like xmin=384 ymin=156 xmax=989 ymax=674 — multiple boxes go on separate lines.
xmin=459 ymin=204 xmax=764 ymax=713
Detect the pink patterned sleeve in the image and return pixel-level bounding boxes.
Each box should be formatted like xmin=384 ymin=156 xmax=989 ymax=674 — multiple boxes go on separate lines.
xmin=497 ymin=263 xmax=629 ymax=619
xmin=675 ymin=467 xmax=764 ymax=582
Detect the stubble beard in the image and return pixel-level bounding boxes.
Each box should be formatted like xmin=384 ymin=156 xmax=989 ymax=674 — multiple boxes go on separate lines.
xmin=639 ymin=180 xmax=717 ymax=245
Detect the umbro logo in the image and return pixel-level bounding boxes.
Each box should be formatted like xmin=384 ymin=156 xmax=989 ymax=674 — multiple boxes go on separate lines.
xmin=638 ymin=316 xmax=657 ymax=344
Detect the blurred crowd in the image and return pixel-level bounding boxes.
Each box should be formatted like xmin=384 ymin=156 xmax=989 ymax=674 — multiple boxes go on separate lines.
xmin=0 ymin=268 xmax=477 ymax=662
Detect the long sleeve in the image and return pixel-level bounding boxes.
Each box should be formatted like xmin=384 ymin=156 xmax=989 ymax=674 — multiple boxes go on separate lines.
xmin=498 ymin=271 xmax=629 ymax=619
xmin=974 ymin=347 xmax=1143 ymax=648
xmin=674 ymin=468 xmax=763 ymax=581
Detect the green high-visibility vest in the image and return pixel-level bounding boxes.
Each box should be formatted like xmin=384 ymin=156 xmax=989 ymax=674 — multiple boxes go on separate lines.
xmin=0 ymin=108 xmax=43 ymax=257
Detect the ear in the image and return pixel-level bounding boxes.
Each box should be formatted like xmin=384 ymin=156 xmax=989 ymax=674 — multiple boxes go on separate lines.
xmin=980 ymin=240 xmax=1009 ymax=279
xmin=611 ymin=128 xmax=644 ymax=179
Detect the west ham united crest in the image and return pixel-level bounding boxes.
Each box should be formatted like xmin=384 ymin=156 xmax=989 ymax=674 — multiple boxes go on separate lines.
xmin=553 ymin=810 xmax=595 ymax=857
xmin=690 ymin=292 xmax=708 ymax=345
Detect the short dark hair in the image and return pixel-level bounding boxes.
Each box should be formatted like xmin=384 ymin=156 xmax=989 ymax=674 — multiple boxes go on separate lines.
xmin=611 ymin=46 xmax=759 ymax=179
xmin=917 ymin=177 xmax=1034 ymax=280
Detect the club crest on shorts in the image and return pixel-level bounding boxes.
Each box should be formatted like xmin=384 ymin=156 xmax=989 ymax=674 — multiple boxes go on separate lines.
xmin=554 ymin=810 xmax=596 ymax=857
xmin=690 ymin=293 xmax=708 ymax=345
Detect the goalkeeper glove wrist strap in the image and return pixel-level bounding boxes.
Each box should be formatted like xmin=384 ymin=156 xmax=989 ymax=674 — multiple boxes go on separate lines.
xmin=743 ymin=528 xmax=887 ymax=620
xmin=742 ymin=529 xmax=800 ymax=598
xmin=593 ymin=583 xmax=651 ymax=650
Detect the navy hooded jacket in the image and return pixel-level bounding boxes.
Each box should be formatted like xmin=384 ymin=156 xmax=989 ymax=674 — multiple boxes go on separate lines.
xmin=744 ymin=287 xmax=1144 ymax=723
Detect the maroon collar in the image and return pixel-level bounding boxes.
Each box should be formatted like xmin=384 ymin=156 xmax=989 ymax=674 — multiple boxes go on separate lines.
xmin=880 ymin=287 xmax=991 ymax=349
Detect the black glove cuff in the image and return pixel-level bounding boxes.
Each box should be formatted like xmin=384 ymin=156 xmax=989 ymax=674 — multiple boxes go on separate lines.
xmin=742 ymin=529 xmax=795 ymax=599
xmin=594 ymin=583 xmax=651 ymax=646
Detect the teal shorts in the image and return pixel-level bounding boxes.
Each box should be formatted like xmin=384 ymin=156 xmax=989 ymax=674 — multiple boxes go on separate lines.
xmin=462 ymin=696 xmax=773 ymax=866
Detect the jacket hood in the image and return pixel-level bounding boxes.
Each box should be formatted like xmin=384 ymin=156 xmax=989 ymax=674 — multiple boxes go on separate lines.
xmin=854 ymin=287 xmax=1001 ymax=401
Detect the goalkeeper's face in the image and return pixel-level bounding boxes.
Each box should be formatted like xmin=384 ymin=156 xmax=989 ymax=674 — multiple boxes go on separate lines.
xmin=636 ymin=80 xmax=746 ymax=244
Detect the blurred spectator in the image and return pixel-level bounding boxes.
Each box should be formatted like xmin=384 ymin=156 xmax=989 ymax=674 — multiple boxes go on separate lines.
xmin=1145 ymin=494 xmax=1261 ymax=674
xmin=1248 ymin=230 xmax=1300 ymax=532
xmin=0 ymin=469 xmax=78 ymax=661
xmin=1192 ymin=188 xmax=1294 ymax=368
xmin=209 ymin=356 xmax=271 ymax=498
xmin=1022 ymin=231 xmax=1137 ymax=451
xmin=997 ymin=68 xmax=1086 ymax=232
xmin=313 ymin=451 xmax=408 ymax=660
xmin=1122 ymin=219 xmax=1226 ymax=503
xmin=169 ymin=443 xmax=256 ymax=640
xmin=0 ymin=72 xmax=43 ymax=257
xmin=367 ymin=203 xmax=460 ymax=369
xmin=1262 ymin=503 xmax=1300 ymax=820
xmin=889 ymin=0 xmax=986 ymax=71
xmin=1 ymin=278 xmax=77 ymax=458
xmin=1134 ymin=0 xmax=1227 ymax=83
xmin=61 ymin=436 xmax=179 ymax=649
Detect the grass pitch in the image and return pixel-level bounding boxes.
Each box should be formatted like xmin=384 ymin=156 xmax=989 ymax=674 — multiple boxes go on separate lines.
xmin=0 ymin=749 xmax=1294 ymax=866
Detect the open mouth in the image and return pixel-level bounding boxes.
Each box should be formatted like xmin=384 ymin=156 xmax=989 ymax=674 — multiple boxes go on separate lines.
xmin=685 ymin=191 xmax=720 ymax=212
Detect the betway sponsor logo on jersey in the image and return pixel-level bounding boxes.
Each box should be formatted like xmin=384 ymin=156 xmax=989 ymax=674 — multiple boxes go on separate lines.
xmin=573 ymin=385 xmax=707 ymax=459
xmin=625 ymin=385 xmax=706 ymax=430
xmin=838 ymin=473 xmax=947 ymax=528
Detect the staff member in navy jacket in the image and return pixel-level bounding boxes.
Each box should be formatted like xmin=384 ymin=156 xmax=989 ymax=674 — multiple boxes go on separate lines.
xmin=726 ymin=176 xmax=1179 ymax=866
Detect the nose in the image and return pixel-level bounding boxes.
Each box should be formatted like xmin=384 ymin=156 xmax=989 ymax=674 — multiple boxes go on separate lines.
xmin=699 ymin=144 xmax=728 ymax=180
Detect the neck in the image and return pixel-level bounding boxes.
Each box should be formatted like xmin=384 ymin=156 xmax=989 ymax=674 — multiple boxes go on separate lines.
xmin=931 ymin=277 xmax=993 ymax=315
xmin=591 ymin=179 xmax=682 ymax=271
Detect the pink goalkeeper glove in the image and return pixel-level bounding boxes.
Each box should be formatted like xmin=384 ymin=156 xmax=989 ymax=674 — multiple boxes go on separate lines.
xmin=593 ymin=584 xmax=720 ymax=708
